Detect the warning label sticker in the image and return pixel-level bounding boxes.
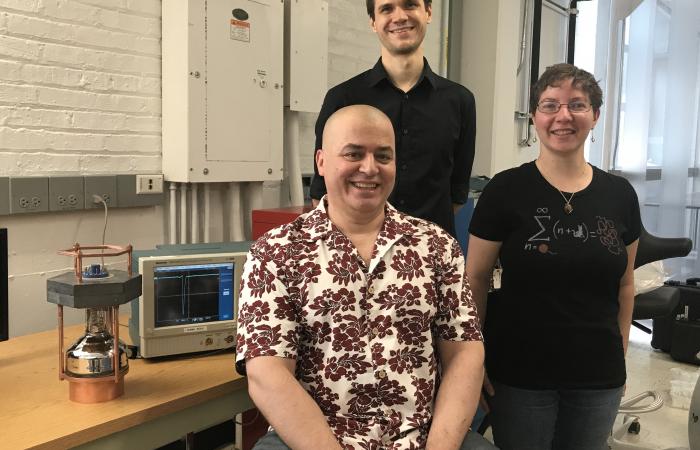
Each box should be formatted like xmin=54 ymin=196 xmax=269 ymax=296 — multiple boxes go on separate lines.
xmin=230 ymin=19 xmax=250 ymax=42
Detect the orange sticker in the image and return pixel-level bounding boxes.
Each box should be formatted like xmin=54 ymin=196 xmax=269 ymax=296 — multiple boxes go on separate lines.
xmin=230 ymin=19 xmax=250 ymax=28
xmin=230 ymin=19 xmax=250 ymax=42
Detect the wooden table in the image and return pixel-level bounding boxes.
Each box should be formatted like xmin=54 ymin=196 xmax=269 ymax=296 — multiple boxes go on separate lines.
xmin=0 ymin=321 xmax=252 ymax=449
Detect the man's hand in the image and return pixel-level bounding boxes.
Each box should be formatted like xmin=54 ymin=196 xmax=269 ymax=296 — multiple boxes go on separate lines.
xmin=246 ymin=356 xmax=342 ymax=450
xmin=479 ymin=371 xmax=495 ymax=413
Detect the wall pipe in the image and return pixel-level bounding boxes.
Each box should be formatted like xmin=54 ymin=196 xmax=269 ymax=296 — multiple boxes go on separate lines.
xmin=284 ymin=108 xmax=305 ymax=206
xmin=180 ymin=183 xmax=188 ymax=244
xmin=517 ymin=0 xmax=536 ymax=147
xmin=204 ymin=183 xmax=211 ymax=243
xmin=229 ymin=182 xmax=244 ymax=242
xmin=246 ymin=182 xmax=264 ymax=241
xmin=191 ymin=183 xmax=199 ymax=244
xmin=446 ymin=0 xmax=463 ymax=81
xmin=169 ymin=182 xmax=178 ymax=244
xmin=439 ymin=0 xmax=450 ymax=77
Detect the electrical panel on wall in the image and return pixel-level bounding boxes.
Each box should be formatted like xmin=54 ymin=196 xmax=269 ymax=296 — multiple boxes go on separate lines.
xmin=162 ymin=0 xmax=284 ymax=183
xmin=284 ymin=0 xmax=328 ymax=113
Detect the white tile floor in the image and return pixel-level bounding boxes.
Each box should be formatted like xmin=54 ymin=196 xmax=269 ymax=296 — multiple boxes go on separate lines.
xmin=611 ymin=324 xmax=697 ymax=449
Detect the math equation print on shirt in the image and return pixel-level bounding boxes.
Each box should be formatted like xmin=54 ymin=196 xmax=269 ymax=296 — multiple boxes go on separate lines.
xmin=523 ymin=207 xmax=623 ymax=256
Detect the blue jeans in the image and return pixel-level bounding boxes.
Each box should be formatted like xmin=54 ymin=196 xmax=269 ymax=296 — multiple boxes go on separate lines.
xmin=253 ymin=429 xmax=497 ymax=450
xmin=488 ymin=381 xmax=623 ymax=450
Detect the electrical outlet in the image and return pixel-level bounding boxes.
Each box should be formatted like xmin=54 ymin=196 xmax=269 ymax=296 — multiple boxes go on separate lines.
xmin=136 ymin=174 xmax=164 ymax=194
xmin=49 ymin=177 xmax=84 ymax=212
xmin=9 ymin=177 xmax=49 ymax=214
xmin=84 ymin=176 xmax=117 ymax=209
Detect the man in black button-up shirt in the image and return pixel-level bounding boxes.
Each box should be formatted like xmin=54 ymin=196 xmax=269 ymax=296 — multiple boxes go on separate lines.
xmin=310 ymin=0 xmax=476 ymax=238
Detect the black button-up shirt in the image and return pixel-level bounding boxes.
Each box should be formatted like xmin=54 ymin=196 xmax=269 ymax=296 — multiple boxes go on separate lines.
xmin=310 ymin=58 xmax=476 ymax=238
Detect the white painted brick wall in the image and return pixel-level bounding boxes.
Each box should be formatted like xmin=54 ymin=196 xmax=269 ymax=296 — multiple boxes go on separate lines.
xmin=0 ymin=0 xmax=161 ymax=176
xmin=1 ymin=0 xmax=164 ymax=337
xmin=0 ymin=0 xmax=442 ymax=181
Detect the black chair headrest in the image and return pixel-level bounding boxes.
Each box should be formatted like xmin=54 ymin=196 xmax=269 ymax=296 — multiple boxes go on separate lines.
xmin=635 ymin=224 xmax=692 ymax=269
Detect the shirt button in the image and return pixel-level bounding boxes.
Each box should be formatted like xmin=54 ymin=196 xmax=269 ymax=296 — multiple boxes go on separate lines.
xmin=402 ymin=128 xmax=408 ymax=135
xmin=376 ymin=369 xmax=387 ymax=379
xmin=371 ymin=327 xmax=380 ymax=337
xmin=404 ymin=94 xmax=409 ymax=99
xmin=368 ymin=285 xmax=375 ymax=295
xmin=399 ymin=199 xmax=405 ymax=205
xmin=401 ymin=164 xmax=407 ymax=171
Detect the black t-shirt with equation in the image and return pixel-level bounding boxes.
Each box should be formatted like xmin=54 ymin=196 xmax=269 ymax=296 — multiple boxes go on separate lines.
xmin=469 ymin=161 xmax=641 ymax=389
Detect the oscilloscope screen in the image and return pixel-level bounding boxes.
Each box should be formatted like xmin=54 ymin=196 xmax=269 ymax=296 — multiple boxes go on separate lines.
xmin=153 ymin=263 xmax=234 ymax=328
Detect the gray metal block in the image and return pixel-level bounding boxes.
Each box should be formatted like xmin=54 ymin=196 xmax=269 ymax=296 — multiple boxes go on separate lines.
xmin=84 ymin=175 xmax=117 ymax=209
xmin=117 ymin=175 xmax=164 ymax=208
xmin=46 ymin=270 xmax=142 ymax=308
xmin=0 ymin=178 xmax=9 ymax=215
xmin=49 ymin=177 xmax=84 ymax=212
xmin=9 ymin=177 xmax=49 ymax=214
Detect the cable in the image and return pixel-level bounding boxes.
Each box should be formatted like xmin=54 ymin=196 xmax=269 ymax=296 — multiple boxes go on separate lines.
xmin=234 ymin=409 xmax=260 ymax=426
xmin=92 ymin=194 xmax=108 ymax=268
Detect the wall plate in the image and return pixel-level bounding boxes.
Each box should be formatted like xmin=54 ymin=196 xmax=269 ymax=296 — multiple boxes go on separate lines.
xmin=117 ymin=175 xmax=164 ymax=208
xmin=84 ymin=176 xmax=117 ymax=209
xmin=0 ymin=178 xmax=9 ymax=216
xmin=9 ymin=177 xmax=49 ymax=214
xmin=136 ymin=174 xmax=164 ymax=194
xmin=49 ymin=177 xmax=84 ymax=212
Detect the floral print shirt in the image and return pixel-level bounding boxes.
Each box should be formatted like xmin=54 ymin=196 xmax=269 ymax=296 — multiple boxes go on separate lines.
xmin=236 ymin=199 xmax=482 ymax=449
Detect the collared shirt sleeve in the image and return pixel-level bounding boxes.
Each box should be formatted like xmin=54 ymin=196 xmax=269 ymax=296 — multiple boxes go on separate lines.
xmin=434 ymin=235 xmax=483 ymax=342
xmin=450 ymin=89 xmax=477 ymax=206
xmin=236 ymin=239 xmax=300 ymax=372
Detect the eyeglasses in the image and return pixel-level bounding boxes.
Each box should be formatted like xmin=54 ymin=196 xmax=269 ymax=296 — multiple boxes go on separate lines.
xmin=537 ymin=101 xmax=592 ymax=114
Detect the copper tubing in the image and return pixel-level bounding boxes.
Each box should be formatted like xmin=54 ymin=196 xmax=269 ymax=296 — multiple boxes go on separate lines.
xmin=112 ymin=306 xmax=119 ymax=385
xmin=58 ymin=305 xmax=64 ymax=381
xmin=126 ymin=244 xmax=133 ymax=276
xmin=58 ymin=243 xmax=133 ymax=282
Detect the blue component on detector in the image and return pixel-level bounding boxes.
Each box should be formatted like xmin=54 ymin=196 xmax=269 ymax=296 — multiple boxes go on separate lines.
xmin=83 ymin=263 xmax=109 ymax=279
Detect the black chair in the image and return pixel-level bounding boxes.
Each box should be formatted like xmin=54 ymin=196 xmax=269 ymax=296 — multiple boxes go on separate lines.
xmin=630 ymin=223 xmax=692 ymax=334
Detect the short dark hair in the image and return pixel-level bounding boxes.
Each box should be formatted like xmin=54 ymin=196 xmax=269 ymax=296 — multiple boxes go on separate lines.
xmin=366 ymin=0 xmax=432 ymax=20
xmin=530 ymin=63 xmax=603 ymax=115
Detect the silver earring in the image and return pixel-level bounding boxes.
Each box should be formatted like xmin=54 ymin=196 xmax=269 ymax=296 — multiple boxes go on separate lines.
xmin=590 ymin=132 xmax=595 ymax=143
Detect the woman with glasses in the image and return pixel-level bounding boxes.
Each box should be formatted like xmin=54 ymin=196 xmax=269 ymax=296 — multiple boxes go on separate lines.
xmin=466 ymin=63 xmax=640 ymax=449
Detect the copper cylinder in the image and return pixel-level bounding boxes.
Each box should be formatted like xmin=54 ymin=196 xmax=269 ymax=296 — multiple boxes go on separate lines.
xmin=66 ymin=369 xmax=128 ymax=403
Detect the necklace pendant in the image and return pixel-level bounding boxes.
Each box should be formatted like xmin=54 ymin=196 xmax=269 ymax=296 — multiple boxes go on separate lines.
xmin=564 ymin=203 xmax=573 ymax=214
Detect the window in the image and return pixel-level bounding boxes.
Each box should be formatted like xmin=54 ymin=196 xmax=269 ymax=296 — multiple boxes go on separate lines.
xmin=575 ymin=0 xmax=700 ymax=278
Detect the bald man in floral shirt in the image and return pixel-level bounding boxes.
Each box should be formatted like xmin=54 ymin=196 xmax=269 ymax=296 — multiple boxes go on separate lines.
xmin=236 ymin=105 xmax=491 ymax=450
